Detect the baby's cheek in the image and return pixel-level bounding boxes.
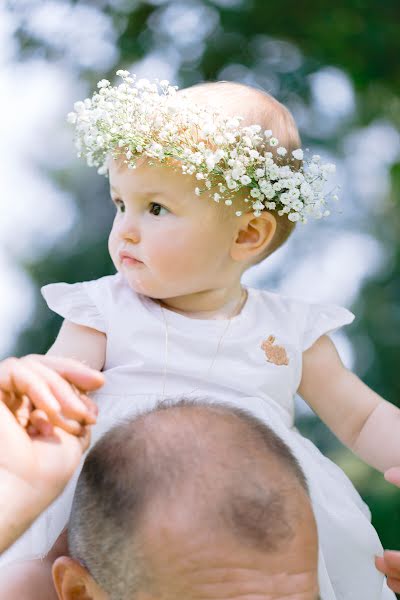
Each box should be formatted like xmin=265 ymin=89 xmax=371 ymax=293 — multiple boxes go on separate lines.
xmin=108 ymin=231 xmax=119 ymax=267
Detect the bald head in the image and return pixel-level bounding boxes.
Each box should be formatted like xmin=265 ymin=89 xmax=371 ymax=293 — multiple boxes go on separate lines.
xmin=60 ymin=400 xmax=318 ymax=600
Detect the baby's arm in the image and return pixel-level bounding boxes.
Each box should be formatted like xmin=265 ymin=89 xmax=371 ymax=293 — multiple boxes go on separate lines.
xmin=47 ymin=320 xmax=106 ymax=371
xmin=298 ymin=334 xmax=400 ymax=472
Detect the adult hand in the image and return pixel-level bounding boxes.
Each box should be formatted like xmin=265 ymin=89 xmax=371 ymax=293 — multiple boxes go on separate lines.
xmin=0 ymin=355 xmax=104 ymax=553
xmin=374 ymin=467 xmax=400 ymax=594
xmin=1 ymin=354 xmax=103 ymax=435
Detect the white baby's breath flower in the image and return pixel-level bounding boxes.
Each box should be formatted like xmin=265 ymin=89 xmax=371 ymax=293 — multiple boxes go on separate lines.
xmin=292 ymin=148 xmax=304 ymax=160
xmin=249 ymin=149 xmax=260 ymax=159
xmin=309 ymin=163 xmax=321 ymax=176
xmin=69 ymin=69 xmax=338 ymax=223
xmin=231 ymin=167 xmax=245 ymax=180
xmin=206 ymin=156 xmax=216 ymax=170
xmin=74 ymin=101 xmax=85 ymax=113
xmin=252 ymin=201 xmax=264 ymax=211
xmin=227 ymin=179 xmax=238 ymax=190
xmin=267 ymin=164 xmax=280 ymax=180
xmin=288 ymin=187 xmax=300 ymax=200
xmin=279 ymin=192 xmax=291 ymax=205
xmin=242 ymin=135 xmax=253 ymax=147
xmin=279 ymin=166 xmax=292 ymax=177
xmin=322 ymin=163 xmax=336 ymax=174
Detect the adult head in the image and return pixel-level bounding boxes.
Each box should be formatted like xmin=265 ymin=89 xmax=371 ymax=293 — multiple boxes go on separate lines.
xmin=53 ymin=400 xmax=320 ymax=600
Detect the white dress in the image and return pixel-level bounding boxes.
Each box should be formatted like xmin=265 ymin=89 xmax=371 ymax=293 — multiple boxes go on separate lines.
xmin=1 ymin=273 xmax=394 ymax=599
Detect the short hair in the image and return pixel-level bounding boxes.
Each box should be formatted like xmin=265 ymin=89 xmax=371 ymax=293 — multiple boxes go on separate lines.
xmin=179 ymin=81 xmax=301 ymax=262
xmin=68 ymin=399 xmax=308 ymax=600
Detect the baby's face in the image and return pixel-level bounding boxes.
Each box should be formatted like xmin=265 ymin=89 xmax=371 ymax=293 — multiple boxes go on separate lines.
xmin=108 ymin=157 xmax=238 ymax=299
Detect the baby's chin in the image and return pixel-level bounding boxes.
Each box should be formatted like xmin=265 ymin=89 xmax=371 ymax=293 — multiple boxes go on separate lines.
xmin=117 ymin=266 xmax=170 ymax=300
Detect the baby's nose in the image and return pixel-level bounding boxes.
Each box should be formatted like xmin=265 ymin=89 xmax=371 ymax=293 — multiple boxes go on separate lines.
xmin=120 ymin=222 xmax=141 ymax=244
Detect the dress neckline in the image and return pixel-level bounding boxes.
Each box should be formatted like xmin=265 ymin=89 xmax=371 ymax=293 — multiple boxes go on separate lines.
xmin=138 ymin=285 xmax=255 ymax=332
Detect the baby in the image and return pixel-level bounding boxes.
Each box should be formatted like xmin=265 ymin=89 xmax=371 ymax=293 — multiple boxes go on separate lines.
xmin=1 ymin=72 xmax=398 ymax=600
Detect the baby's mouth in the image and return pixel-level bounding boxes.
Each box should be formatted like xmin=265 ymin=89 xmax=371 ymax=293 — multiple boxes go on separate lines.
xmin=119 ymin=250 xmax=144 ymax=266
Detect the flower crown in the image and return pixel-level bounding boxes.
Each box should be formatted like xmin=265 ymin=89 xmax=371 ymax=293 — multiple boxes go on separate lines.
xmin=67 ymin=70 xmax=339 ymax=224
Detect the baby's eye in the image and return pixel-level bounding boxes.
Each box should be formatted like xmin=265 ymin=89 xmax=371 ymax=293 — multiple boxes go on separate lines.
xmin=149 ymin=202 xmax=169 ymax=216
xmin=114 ymin=198 xmax=125 ymax=213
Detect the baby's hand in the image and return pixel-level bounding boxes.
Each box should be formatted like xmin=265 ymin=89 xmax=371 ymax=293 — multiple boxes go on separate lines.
xmin=375 ymin=551 xmax=400 ymax=594
xmin=0 ymin=355 xmax=104 ymax=436
xmin=374 ymin=468 xmax=400 ymax=594
xmin=384 ymin=467 xmax=400 ymax=487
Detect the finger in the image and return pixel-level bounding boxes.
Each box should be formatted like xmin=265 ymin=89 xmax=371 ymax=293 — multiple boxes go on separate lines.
xmin=383 ymin=550 xmax=400 ymax=574
xmin=22 ymin=358 xmax=96 ymax=423
xmin=27 ymin=355 xmax=104 ymax=391
xmin=28 ymin=407 xmax=84 ymax=437
xmin=2 ymin=390 xmax=21 ymax=415
xmin=50 ymin=414 xmax=85 ymax=436
xmin=1 ymin=359 xmax=84 ymax=433
xmin=15 ymin=395 xmax=33 ymax=428
xmin=375 ymin=555 xmax=386 ymax=575
xmin=387 ymin=577 xmax=400 ymax=593
xmin=70 ymin=385 xmax=98 ymax=423
xmin=30 ymin=410 xmax=54 ymax=437
xmin=384 ymin=467 xmax=400 ymax=487
xmin=0 ymin=358 xmax=62 ymax=414
xmin=27 ymin=423 xmax=41 ymax=437
xmin=77 ymin=426 xmax=91 ymax=453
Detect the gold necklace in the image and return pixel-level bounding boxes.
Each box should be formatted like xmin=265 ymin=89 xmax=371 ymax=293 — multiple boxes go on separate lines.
xmin=159 ymin=288 xmax=247 ymax=400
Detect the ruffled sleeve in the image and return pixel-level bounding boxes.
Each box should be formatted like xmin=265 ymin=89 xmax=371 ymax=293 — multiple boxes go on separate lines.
xmin=41 ymin=279 xmax=107 ymax=333
xmin=301 ymin=301 xmax=355 ymax=352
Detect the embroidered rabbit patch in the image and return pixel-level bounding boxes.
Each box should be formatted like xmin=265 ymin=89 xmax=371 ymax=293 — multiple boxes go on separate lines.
xmin=261 ymin=335 xmax=289 ymax=366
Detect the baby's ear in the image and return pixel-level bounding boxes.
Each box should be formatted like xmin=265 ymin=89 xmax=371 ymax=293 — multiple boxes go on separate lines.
xmin=231 ymin=211 xmax=277 ymax=262
xmin=52 ymin=556 xmax=107 ymax=600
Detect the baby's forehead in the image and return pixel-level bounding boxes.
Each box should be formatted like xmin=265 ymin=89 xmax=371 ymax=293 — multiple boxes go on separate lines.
xmin=108 ymin=157 xmax=208 ymax=207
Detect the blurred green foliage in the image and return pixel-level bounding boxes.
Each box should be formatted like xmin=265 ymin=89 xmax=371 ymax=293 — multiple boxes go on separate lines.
xmin=7 ymin=0 xmax=400 ymax=587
